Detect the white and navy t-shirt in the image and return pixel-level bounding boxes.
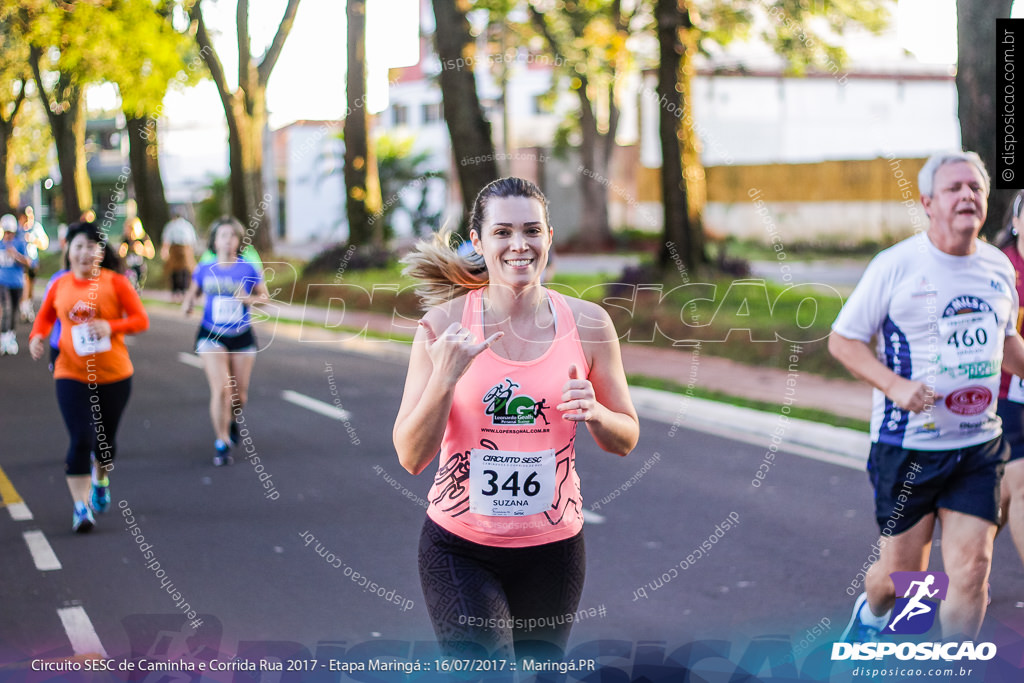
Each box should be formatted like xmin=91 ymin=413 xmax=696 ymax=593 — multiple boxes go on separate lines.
xmin=833 ymin=234 xmax=1018 ymax=450
xmin=192 ymin=259 xmax=262 ymax=337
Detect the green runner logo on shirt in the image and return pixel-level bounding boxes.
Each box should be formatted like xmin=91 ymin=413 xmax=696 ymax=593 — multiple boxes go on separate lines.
xmin=482 ymin=379 xmax=550 ymax=426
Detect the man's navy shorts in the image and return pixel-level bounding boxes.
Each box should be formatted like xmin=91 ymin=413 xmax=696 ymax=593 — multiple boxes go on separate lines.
xmin=867 ymin=436 xmax=1009 ymax=535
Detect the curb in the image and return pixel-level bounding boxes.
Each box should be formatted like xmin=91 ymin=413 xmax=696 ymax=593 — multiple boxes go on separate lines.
xmin=630 ymin=386 xmax=870 ymax=469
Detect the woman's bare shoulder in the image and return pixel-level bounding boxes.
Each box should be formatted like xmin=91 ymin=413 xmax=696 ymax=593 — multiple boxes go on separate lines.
xmin=420 ymin=293 xmax=470 ymax=330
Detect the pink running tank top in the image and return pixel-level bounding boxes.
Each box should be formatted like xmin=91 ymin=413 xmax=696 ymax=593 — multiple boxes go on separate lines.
xmin=425 ymin=287 xmax=590 ymax=547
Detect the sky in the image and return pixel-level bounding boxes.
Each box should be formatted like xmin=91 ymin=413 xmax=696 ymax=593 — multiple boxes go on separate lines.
xmin=157 ymin=0 xmax=420 ymax=129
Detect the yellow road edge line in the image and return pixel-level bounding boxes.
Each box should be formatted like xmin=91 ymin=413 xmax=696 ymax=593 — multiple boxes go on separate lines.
xmin=0 ymin=463 xmax=24 ymax=506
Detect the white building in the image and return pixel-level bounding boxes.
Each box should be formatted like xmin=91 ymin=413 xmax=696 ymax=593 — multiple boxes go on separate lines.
xmin=272 ymin=120 xmax=346 ymax=244
xmin=378 ymin=1 xmax=960 ymax=243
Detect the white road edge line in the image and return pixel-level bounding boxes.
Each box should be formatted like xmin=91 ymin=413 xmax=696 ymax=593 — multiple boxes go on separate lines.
xmin=582 ymin=509 xmax=606 ymax=525
xmin=57 ymin=606 xmax=107 ymax=657
xmin=23 ymin=530 xmax=62 ymax=571
xmin=281 ymin=390 xmax=353 ymax=422
xmin=177 ymin=352 xmax=204 ymax=369
xmin=8 ymin=502 xmax=33 ymax=521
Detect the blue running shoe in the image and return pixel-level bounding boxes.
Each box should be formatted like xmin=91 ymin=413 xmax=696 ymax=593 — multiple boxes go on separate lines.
xmin=229 ymin=419 xmax=240 ymax=447
xmin=213 ymin=439 xmax=233 ymax=467
xmin=72 ymin=502 xmax=95 ymax=533
xmin=840 ymin=592 xmax=888 ymax=643
xmin=90 ymin=479 xmax=110 ymax=514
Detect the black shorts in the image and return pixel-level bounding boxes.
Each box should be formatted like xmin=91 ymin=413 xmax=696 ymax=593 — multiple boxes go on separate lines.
xmin=170 ymin=269 xmax=190 ymax=294
xmin=48 ymin=343 xmax=59 ymax=373
xmin=195 ymin=326 xmax=258 ymax=353
xmin=867 ymin=436 xmax=1009 ymax=535
xmin=996 ymin=400 xmax=1024 ymax=463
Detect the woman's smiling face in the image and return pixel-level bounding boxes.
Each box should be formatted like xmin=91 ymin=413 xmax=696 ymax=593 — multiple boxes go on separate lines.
xmin=471 ymin=196 xmax=551 ymax=287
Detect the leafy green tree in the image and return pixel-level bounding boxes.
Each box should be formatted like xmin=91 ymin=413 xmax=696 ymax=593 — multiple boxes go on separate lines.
xmin=190 ymin=0 xmax=302 ymax=252
xmin=0 ymin=11 xmax=30 ymax=214
xmin=6 ymin=1 xmax=195 ymax=227
xmin=526 ymin=0 xmax=636 ymax=248
xmin=18 ymin=0 xmax=107 ymax=221
xmin=111 ymin=0 xmax=197 ymax=244
xmin=196 ymin=174 xmax=231 ymax=230
xmin=375 ymin=134 xmax=445 ymax=239
xmin=7 ymin=96 xmax=53 ymax=211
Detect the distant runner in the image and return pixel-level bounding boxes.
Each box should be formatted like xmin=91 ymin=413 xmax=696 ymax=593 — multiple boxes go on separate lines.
xmin=29 ymin=222 xmax=149 ymax=532
xmin=183 ymin=217 xmax=268 ymax=466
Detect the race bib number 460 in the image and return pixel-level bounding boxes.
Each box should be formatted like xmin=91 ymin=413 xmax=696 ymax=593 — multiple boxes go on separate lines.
xmin=469 ymin=449 xmax=555 ymax=517
xmin=939 ymin=312 xmax=998 ymax=370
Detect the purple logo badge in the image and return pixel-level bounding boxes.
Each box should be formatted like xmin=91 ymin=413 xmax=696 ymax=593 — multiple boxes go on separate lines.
xmin=884 ymin=571 xmax=948 ymax=635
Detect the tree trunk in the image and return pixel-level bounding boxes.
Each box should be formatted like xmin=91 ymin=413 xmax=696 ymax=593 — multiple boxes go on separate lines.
xmin=29 ymin=44 xmax=91 ymax=224
xmin=50 ymin=91 xmax=91 ymax=223
xmin=957 ymin=0 xmax=1014 ymax=238
xmin=225 ymin=91 xmax=272 ymax=253
xmin=575 ymin=77 xmax=613 ymax=249
xmin=431 ymin=0 xmax=498 ymax=231
xmin=345 ymin=0 xmax=381 ymax=246
xmin=126 ymin=116 xmax=171 ymax=244
xmin=191 ymin=0 xmax=301 ymax=254
xmin=658 ymin=0 xmax=704 ymax=271
xmin=0 ymin=119 xmax=15 ymax=214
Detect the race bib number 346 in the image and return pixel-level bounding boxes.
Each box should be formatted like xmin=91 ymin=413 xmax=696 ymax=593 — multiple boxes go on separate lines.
xmin=469 ymin=449 xmax=555 ymax=517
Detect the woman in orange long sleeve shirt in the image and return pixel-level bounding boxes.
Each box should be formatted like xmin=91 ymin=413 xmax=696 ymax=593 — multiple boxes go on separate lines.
xmin=29 ymin=222 xmax=149 ymax=533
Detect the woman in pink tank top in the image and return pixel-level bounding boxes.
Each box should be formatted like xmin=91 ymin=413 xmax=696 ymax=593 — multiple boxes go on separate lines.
xmin=394 ymin=178 xmax=639 ymax=662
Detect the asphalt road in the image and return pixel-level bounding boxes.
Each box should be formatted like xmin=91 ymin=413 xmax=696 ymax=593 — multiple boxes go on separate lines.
xmin=1 ymin=308 xmax=1023 ymax=682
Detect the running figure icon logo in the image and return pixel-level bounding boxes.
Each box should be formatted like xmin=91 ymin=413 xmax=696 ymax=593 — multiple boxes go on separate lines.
xmin=883 ymin=571 xmax=949 ymax=635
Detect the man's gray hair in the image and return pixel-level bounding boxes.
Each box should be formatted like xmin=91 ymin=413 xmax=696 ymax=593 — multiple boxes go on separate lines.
xmin=918 ymin=151 xmax=990 ymax=197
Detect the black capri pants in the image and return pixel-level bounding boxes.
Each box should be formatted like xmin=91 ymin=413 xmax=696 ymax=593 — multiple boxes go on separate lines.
xmin=55 ymin=378 xmax=132 ymax=476
xmin=418 ymin=516 xmax=585 ymax=661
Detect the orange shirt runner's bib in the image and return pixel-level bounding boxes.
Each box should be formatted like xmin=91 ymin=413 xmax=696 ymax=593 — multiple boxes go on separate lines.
xmin=425 ymin=288 xmax=590 ymax=548
xmin=31 ymin=270 xmax=148 ymax=384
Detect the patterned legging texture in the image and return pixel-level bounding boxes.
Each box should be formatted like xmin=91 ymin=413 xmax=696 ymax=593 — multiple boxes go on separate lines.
xmin=418 ymin=517 xmax=585 ymax=661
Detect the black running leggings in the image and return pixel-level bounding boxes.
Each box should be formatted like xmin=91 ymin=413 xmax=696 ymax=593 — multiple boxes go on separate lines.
xmin=55 ymin=378 xmax=132 ymax=476
xmin=418 ymin=517 xmax=585 ymax=661
xmin=1 ymin=286 xmax=20 ymax=333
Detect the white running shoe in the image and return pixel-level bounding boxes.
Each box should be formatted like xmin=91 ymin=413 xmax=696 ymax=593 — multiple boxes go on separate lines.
xmin=0 ymin=331 xmax=16 ymax=355
xmin=19 ymin=299 xmax=34 ymax=323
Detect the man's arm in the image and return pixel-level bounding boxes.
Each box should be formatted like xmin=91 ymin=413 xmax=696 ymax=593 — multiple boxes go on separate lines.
xmin=1003 ymin=334 xmax=1024 ymax=378
xmin=828 ymin=332 xmax=941 ymax=413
